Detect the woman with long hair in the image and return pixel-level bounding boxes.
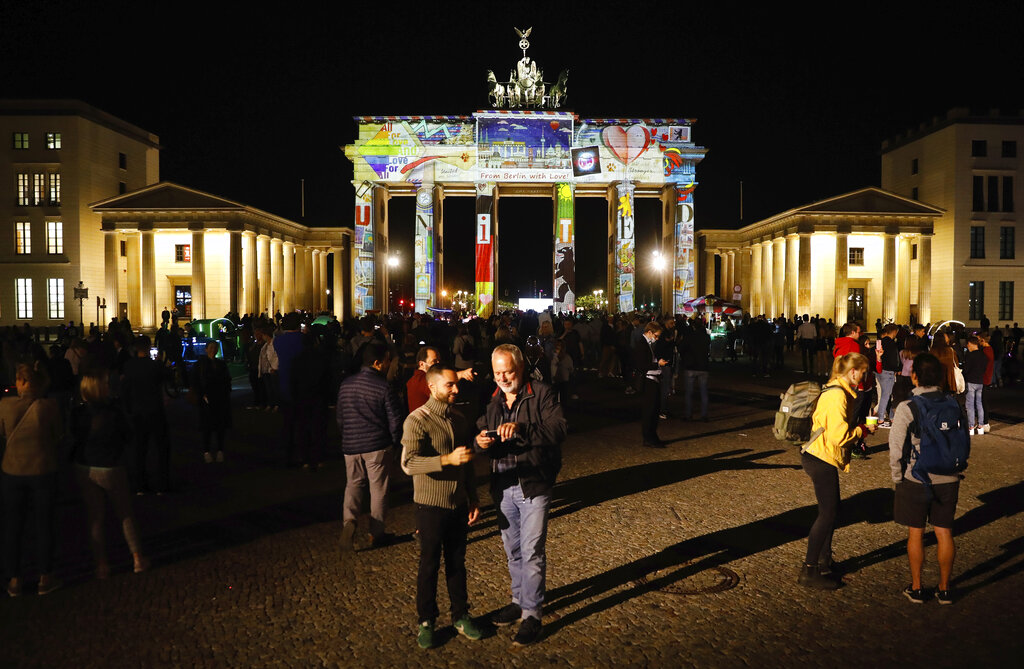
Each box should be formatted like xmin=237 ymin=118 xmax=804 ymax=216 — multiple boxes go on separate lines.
xmin=1 ymin=363 xmax=62 ymax=596
xmin=930 ymin=333 xmax=960 ymax=394
xmin=72 ymin=369 xmax=149 ymax=578
xmin=798 ymin=352 xmax=877 ymax=589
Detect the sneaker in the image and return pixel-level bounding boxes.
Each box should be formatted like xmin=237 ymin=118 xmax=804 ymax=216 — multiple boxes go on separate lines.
xmin=453 ymin=615 xmax=483 ymax=641
xmin=6 ymin=578 xmax=21 ymax=598
xmin=982 ymin=423 xmax=991 ymax=433
xmin=797 ymin=564 xmax=840 ymax=590
xmin=513 ymin=615 xmax=542 ymax=646
xmin=340 ymin=521 xmax=356 ymax=552
xmin=216 ymin=451 xmax=225 ymax=463
xmin=491 ymin=603 xmax=522 ymax=627
xmin=934 ymin=589 xmax=954 ymax=605
xmin=903 ymin=585 xmax=927 ymax=604
xmin=37 ymin=577 xmax=63 ymax=596
xmin=968 ymin=427 xmax=977 ymax=436
xmin=203 ymin=451 xmax=214 ymax=464
xmin=879 ymin=420 xmax=892 ymax=429
xmin=416 ymin=621 xmax=435 ymax=649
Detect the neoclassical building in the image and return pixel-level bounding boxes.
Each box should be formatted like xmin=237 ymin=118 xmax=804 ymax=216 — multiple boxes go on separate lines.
xmin=698 ymin=188 xmax=943 ymax=325
xmin=91 ymin=183 xmax=353 ymax=327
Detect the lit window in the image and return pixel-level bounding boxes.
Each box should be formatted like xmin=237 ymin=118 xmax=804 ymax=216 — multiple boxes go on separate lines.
xmin=46 ymin=132 xmax=62 ymax=149
xmin=12 ymin=132 xmax=29 ymax=149
xmin=15 ymin=221 xmax=31 ymax=254
xmin=16 ymin=173 xmax=31 ymax=206
xmin=972 ymin=140 xmax=987 ymax=157
xmin=969 ymin=281 xmax=984 ymax=321
xmin=33 ymin=173 xmax=46 ymax=205
xmin=848 ymin=247 xmax=864 ymax=266
xmin=46 ymin=221 xmax=63 ymax=254
xmin=15 ymin=278 xmax=32 ymax=320
xmin=175 ymin=244 xmax=191 ymax=262
xmin=999 ymin=282 xmax=1014 ymax=321
xmin=47 ymin=278 xmax=64 ymax=319
xmin=48 ymin=172 xmax=61 ymax=206
xmin=970 ymin=226 xmax=985 ymax=259
xmin=1001 ymin=226 xmax=1016 ymax=260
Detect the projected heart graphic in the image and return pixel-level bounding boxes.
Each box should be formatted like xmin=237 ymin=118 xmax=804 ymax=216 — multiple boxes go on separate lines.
xmin=601 ymin=125 xmax=652 ymax=165
xmin=479 ymin=294 xmax=492 ymax=305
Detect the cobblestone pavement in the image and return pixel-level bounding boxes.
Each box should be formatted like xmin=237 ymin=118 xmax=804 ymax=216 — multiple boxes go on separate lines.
xmin=4 ymin=354 xmax=1023 ymax=668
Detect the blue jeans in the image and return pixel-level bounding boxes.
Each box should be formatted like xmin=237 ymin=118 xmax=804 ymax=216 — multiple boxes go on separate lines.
xmin=684 ymin=370 xmax=709 ymax=419
xmin=876 ymin=370 xmax=896 ymax=420
xmin=966 ymin=382 xmax=985 ymax=427
xmin=496 ymin=483 xmax=550 ymax=620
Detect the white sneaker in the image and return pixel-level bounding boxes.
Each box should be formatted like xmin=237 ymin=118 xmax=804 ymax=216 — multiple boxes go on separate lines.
xmin=203 ymin=451 xmax=213 ymax=463
xmin=216 ymin=451 xmax=225 ymax=463
xmin=982 ymin=423 xmax=991 ymax=433
xmin=968 ymin=427 xmax=977 ymax=436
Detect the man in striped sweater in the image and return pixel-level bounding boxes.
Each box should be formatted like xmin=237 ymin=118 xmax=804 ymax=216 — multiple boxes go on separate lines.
xmin=401 ymin=363 xmax=482 ymax=649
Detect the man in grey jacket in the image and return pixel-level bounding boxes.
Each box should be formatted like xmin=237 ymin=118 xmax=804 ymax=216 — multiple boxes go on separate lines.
xmin=888 ymin=352 xmax=964 ymax=605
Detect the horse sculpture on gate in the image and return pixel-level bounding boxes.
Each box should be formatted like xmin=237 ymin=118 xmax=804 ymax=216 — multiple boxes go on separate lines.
xmin=486 ymin=27 xmax=567 ymax=109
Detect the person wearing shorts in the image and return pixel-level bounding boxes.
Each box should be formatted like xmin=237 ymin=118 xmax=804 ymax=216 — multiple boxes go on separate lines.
xmin=888 ymin=353 xmax=964 ymax=605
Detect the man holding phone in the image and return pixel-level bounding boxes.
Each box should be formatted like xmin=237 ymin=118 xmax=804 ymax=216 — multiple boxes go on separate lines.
xmin=476 ymin=344 xmax=566 ymax=646
xmin=401 ymin=364 xmax=482 ymax=649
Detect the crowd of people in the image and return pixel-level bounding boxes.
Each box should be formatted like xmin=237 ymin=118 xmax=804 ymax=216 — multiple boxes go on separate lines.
xmin=0 ymin=304 xmax=1018 ymax=639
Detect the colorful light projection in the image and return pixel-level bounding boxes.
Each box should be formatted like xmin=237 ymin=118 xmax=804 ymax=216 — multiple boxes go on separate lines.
xmin=475 ymin=183 xmax=495 ymax=318
xmin=414 ymin=184 xmax=434 ymax=313
xmin=353 ymin=191 xmax=374 ymax=314
xmin=553 ymin=182 xmax=575 ymax=312
xmin=616 ymin=181 xmax=636 ymax=313
xmin=476 ymin=112 xmax=574 ymax=182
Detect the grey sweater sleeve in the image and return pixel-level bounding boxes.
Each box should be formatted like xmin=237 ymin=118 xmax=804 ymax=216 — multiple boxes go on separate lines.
xmin=401 ymin=412 xmax=444 ymax=476
xmin=888 ymin=400 xmax=913 ymax=484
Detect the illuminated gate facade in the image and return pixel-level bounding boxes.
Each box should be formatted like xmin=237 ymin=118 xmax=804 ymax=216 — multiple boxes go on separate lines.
xmin=344 ymin=112 xmax=706 ymax=317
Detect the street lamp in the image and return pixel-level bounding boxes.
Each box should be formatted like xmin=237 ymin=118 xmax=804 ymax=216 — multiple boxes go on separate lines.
xmin=651 ymin=250 xmax=666 ymax=272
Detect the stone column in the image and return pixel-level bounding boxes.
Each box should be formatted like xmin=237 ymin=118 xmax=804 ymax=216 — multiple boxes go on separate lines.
xmin=311 ymin=249 xmax=321 ymax=312
xmin=282 ymin=241 xmax=295 ymax=313
xmin=318 ymin=249 xmax=328 ymax=314
xmin=293 ymin=245 xmax=306 ymax=311
xmin=332 ymin=246 xmax=344 ymax=317
xmin=229 ymin=230 xmax=242 ymax=317
xmin=243 ymin=231 xmax=258 ymax=316
xmin=772 ymin=237 xmax=785 ymax=318
xmin=724 ymin=251 xmax=735 ymax=299
xmin=270 ymin=238 xmax=283 ymax=314
xmin=303 ymin=246 xmax=314 ymax=311
xmin=738 ymin=248 xmax=752 ymax=313
xmin=798 ymin=233 xmax=812 ymax=315
xmin=750 ymin=242 xmax=762 ymax=315
xmin=897 ymin=235 xmax=912 ymax=325
xmin=104 ymin=231 xmax=118 ymax=316
xmin=918 ymin=234 xmax=932 ymax=325
xmin=785 ymin=234 xmax=798 ymax=318
xmin=125 ymin=232 xmax=141 ymax=325
xmin=257 ymin=235 xmax=270 ymax=316
xmin=140 ymin=229 xmax=156 ymax=328
xmin=761 ymin=242 xmax=773 ymax=316
xmin=191 ymin=229 xmax=206 ymax=320
xmin=881 ymin=233 xmax=896 ymax=323
xmin=703 ymin=249 xmax=716 ymax=297
xmin=834 ymin=232 xmax=849 ymax=325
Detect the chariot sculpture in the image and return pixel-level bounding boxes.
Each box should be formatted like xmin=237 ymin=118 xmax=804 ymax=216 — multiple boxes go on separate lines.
xmin=487 ymin=27 xmax=568 ymax=109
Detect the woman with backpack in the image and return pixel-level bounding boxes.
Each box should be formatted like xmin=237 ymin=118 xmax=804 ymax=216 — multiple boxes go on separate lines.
xmin=798 ymin=352 xmax=877 ymax=590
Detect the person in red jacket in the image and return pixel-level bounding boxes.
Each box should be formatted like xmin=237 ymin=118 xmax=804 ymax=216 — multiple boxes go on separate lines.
xmin=832 ymin=322 xmax=862 ymax=358
xmin=407 ymin=346 xmax=475 ymax=413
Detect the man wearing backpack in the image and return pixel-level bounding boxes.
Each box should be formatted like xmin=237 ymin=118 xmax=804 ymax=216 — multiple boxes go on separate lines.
xmin=888 ymin=352 xmax=968 ymax=605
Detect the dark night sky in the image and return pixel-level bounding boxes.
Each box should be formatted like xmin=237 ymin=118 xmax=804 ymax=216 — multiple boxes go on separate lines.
xmin=3 ymin=0 xmax=1022 ymax=301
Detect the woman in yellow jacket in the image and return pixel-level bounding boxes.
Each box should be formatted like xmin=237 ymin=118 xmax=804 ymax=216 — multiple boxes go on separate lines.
xmin=799 ymin=352 xmax=876 ymax=589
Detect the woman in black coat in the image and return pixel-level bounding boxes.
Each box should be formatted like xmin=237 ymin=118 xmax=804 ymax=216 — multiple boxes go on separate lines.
xmin=192 ymin=341 xmax=232 ymax=463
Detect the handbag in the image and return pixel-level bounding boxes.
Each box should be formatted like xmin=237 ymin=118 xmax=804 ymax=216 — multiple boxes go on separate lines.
xmin=952 ymin=365 xmax=966 ymax=394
